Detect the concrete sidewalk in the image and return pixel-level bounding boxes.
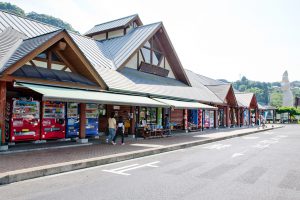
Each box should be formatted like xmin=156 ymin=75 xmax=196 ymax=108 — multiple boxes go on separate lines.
xmin=0 ymin=125 xmax=283 ymax=185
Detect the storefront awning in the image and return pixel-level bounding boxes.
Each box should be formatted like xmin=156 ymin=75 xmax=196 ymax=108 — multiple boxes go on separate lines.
xmin=152 ymin=98 xmax=217 ymax=110
xmin=18 ymin=83 xmax=168 ymax=107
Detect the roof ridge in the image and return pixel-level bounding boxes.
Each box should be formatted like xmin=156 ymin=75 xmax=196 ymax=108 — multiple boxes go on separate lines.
xmin=100 ymin=22 xmax=162 ymax=43
xmin=93 ymin=14 xmax=138 ymax=27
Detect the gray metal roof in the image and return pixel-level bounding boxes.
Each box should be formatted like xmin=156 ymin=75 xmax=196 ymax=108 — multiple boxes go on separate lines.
xmin=13 ymin=65 xmax=97 ymax=86
xmin=235 ymin=93 xmax=254 ymax=107
xmin=205 ymin=84 xmax=231 ymax=102
xmin=69 ymin=32 xmax=115 ymax=70
xmin=84 ymin=14 xmax=139 ymax=36
xmin=0 ymin=11 xmax=223 ymax=104
xmin=101 ymin=22 xmax=161 ymax=68
xmin=0 ymin=29 xmax=63 ymax=73
xmin=0 ymin=27 xmax=26 ymax=69
xmin=96 ymin=67 xmax=223 ymax=103
xmin=0 ymin=10 xmax=58 ymax=38
xmin=185 ymin=69 xmax=224 ymax=85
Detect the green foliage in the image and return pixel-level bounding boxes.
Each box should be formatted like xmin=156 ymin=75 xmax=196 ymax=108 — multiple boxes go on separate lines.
xmin=233 ymin=76 xmax=270 ymax=105
xmin=0 ymin=2 xmax=25 ymax=16
xmin=276 ymin=106 xmax=300 ymax=116
xmin=0 ymin=2 xmax=76 ymax=32
xmin=270 ymin=92 xmax=282 ymax=107
xmin=27 ymin=12 xmax=76 ymax=32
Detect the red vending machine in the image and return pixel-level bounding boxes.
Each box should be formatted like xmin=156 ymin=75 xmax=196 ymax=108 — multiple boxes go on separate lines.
xmin=9 ymin=98 xmax=40 ymax=142
xmin=41 ymin=101 xmax=66 ymax=140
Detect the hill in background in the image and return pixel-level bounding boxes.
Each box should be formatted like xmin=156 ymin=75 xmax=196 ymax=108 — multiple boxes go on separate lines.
xmin=0 ymin=2 xmax=76 ymax=32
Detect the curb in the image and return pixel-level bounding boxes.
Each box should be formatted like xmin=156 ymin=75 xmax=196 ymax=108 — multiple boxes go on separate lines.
xmin=0 ymin=126 xmax=283 ymax=185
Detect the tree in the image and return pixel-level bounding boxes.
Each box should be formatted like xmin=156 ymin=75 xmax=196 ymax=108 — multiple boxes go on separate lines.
xmin=270 ymin=92 xmax=283 ymax=107
xmin=0 ymin=2 xmax=25 ymax=16
xmin=0 ymin=2 xmax=77 ymax=32
xmin=27 ymin=12 xmax=76 ymax=32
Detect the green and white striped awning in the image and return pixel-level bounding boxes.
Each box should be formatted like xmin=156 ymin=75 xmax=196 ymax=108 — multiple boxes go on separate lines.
xmin=18 ymin=83 xmax=167 ymax=107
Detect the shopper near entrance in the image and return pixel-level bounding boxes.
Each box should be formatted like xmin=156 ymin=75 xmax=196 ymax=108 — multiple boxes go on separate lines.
xmin=107 ymin=112 xmax=116 ymax=144
xmin=164 ymin=114 xmax=171 ymax=135
xmin=112 ymin=116 xmax=125 ymax=145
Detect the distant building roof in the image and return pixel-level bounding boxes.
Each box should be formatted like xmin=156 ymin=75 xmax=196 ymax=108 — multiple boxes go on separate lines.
xmin=84 ymin=14 xmax=142 ymax=36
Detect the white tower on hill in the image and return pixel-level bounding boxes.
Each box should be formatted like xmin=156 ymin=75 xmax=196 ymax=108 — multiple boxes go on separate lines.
xmin=281 ymin=70 xmax=294 ymax=107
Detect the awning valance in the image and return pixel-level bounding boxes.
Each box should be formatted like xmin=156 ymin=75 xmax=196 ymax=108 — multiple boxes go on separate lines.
xmin=152 ymin=98 xmax=217 ymax=110
xmin=18 ymin=83 xmax=167 ymax=107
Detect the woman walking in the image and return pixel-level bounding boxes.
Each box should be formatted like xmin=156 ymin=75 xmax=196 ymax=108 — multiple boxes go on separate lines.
xmin=107 ymin=112 xmax=116 ymax=144
xmin=112 ymin=116 xmax=125 ymax=145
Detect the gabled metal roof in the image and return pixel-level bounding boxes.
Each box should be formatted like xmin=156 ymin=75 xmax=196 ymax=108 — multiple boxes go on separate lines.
xmin=0 ymin=10 xmax=59 ymax=38
xmin=101 ymin=22 xmax=161 ymax=68
xmin=69 ymin=32 xmax=115 ymax=70
xmin=185 ymin=69 xmax=224 ymax=85
xmin=205 ymin=84 xmax=232 ymax=102
xmin=0 ymin=29 xmax=63 ymax=73
xmin=0 ymin=27 xmax=26 ymax=69
xmin=96 ymin=67 xmax=223 ymax=103
xmin=84 ymin=14 xmax=141 ymax=36
xmin=235 ymin=93 xmax=255 ymax=108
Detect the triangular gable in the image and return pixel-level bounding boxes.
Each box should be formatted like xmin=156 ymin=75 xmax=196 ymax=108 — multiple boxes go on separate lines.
xmin=1 ymin=29 xmax=107 ymax=89
xmin=205 ymin=84 xmax=238 ymax=107
xmin=102 ymin=22 xmax=190 ymax=85
xmin=235 ymin=93 xmax=258 ymax=109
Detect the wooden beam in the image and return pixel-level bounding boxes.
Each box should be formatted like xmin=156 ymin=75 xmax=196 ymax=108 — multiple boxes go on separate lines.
xmin=79 ymin=103 xmax=86 ymax=139
xmin=54 ymin=50 xmax=77 ymax=73
xmin=29 ymin=60 xmax=36 ymax=67
xmin=3 ymin=31 xmax=66 ymax=75
xmin=0 ymin=81 xmax=7 ymax=144
xmin=33 ymin=57 xmax=65 ymax=66
xmin=47 ymin=51 xmax=52 ymax=69
xmin=62 ymin=35 xmax=107 ymax=89
xmin=58 ymin=41 xmax=67 ymax=51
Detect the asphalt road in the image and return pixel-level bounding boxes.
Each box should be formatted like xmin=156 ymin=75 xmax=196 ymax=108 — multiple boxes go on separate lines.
xmin=1 ymin=125 xmax=300 ymax=200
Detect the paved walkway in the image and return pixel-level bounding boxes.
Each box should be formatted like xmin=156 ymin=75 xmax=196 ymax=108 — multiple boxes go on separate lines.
xmin=0 ymin=125 xmax=280 ymax=175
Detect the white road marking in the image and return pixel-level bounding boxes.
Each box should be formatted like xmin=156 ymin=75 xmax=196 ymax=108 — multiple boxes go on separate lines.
xmin=203 ymin=144 xmax=231 ymax=150
xmin=242 ymin=136 xmax=259 ymax=140
xmin=102 ymin=161 xmax=160 ymax=176
xmin=130 ymin=144 xmax=164 ymax=148
xmin=231 ymin=151 xmax=247 ymax=158
xmin=252 ymin=134 xmax=287 ymax=149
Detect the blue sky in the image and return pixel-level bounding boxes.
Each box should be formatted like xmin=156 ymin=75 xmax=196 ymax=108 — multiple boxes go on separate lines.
xmin=6 ymin=0 xmax=300 ymax=82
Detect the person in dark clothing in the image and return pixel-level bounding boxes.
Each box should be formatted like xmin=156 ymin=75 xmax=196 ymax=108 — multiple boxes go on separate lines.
xmin=112 ymin=116 xmax=125 ymax=145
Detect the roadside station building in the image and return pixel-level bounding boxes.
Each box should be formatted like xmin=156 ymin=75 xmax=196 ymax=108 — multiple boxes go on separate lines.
xmin=0 ymin=11 xmax=257 ymax=147
xmin=235 ymin=93 xmax=259 ymax=126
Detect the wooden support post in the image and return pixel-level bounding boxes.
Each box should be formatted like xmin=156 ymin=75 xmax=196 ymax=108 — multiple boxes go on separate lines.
xmin=226 ymin=107 xmax=230 ymax=128
xmin=130 ymin=106 xmax=135 ymax=135
xmin=0 ymin=81 xmax=7 ymax=144
xmin=47 ymin=51 xmax=52 ymax=69
xmin=237 ymin=108 xmax=241 ymax=127
xmin=255 ymin=109 xmax=259 ymax=125
xmin=184 ymin=109 xmax=188 ymax=130
xmin=214 ymin=110 xmax=218 ymax=128
xmin=79 ymin=103 xmax=86 ymax=139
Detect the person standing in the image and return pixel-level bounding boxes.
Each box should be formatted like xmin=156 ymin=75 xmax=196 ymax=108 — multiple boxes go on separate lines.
xmin=107 ymin=112 xmax=116 ymax=144
xmin=113 ymin=116 xmax=125 ymax=145
xmin=164 ymin=114 xmax=171 ymax=135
